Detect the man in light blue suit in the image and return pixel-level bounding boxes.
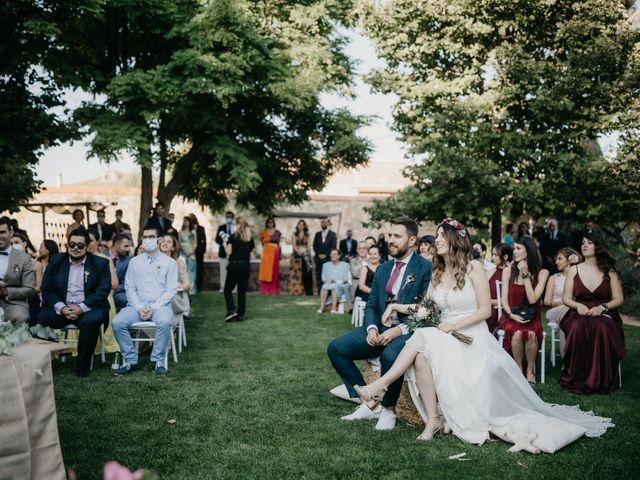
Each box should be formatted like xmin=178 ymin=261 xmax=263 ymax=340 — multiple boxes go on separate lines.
xmin=327 ymin=217 xmax=431 ymax=430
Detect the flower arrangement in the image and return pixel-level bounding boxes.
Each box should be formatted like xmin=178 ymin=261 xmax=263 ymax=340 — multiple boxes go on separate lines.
xmin=406 ymin=297 xmax=474 ymax=344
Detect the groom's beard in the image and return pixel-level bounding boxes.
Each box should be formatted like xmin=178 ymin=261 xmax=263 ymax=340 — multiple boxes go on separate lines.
xmin=390 ymin=243 xmax=410 ymax=259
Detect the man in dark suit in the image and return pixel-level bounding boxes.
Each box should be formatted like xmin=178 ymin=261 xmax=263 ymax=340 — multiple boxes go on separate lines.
xmin=147 ymin=201 xmax=174 ymax=236
xmin=339 ymin=230 xmax=358 ymax=261
xmin=0 ymin=217 xmax=36 ymax=324
xmin=540 ymin=218 xmax=570 ymax=273
xmin=110 ymin=234 xmax=132 ymax=311
xmin=327 ymin=217 xmax=431 ymax=431
xmin=190 ymin=213 xmax=207 ymax=292
xmin=37 ymin=228 xmax=111 ymax=377
xmin=216 ymin=211 xmax=235 ymax=291
xmin=313 ymin=218 xmax=337 ymax=292
xmin=111 ymin=209 xmax=132 ymax=239
xmin=89 ymin=209 xmax=115 ymax=242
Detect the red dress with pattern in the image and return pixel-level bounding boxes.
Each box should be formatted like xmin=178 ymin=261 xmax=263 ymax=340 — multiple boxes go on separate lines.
xmin=559 ymin=270 xmax=625 ymax=394
xmin=486 ymin=267 xmax=503 ymax=335
xmin=500 ymin=275 xmax=543 ymax=355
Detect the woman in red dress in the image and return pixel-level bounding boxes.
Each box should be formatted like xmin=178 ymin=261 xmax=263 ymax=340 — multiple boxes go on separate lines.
xmin=560 ymin=232 xmax=625 ymax=394
xmin=486 ymin=243 xmax=512 ymax=335
xmin=500 ymin=236 xmax=549 ymax=384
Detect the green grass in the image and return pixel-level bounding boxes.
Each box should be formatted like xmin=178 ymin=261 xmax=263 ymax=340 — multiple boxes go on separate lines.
xmin=53 ymin=293 xmax=640 ymax=479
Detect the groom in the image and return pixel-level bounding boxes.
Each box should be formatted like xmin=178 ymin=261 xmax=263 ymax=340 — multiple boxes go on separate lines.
xmin=327 ymin=217 xmax=431 ymax=430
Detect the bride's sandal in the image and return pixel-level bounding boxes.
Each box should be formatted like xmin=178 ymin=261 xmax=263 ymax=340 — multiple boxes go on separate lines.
xmin=354 ymin=384 xmax=387 ymax=410
xmin=416 ymin=416 xmax=444 ymax=442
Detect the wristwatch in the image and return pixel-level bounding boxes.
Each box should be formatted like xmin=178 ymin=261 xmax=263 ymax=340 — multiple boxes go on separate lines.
xmin=601 ymin=304 xmax=609 ymax=313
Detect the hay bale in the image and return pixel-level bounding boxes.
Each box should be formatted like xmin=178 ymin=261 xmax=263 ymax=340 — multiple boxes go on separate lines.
xmin=363 ymin=361 xmax=424 ymax=427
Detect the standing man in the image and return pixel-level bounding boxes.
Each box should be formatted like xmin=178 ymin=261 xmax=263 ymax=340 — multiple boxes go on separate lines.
xmin=112 ymin=225 xmax=178 ymax=376
xmin=89 ymin=209 xmax=115 ymax=242
xmin=216 ymin=211 xmax=235 ymax=292
xmin=111 ymin=209 xmax=132 ymax=239
xmin=147 ymin=201 xmax=174 ymax=236
xmin=540 ymin=219 xmax=570 ymax=273
xmin=190 ymin=213 xmax=207 ymax=292
xmin=313 ymin=218 xmax=337 ymax=293
xmin=110 ymin=234 xmax=132 ymax=311
xmin=37 ymin=228 xmax=111 ymax=376
xmin=0 ymin=217 xmax=36 ymax=324
xmin=339 ymin=230 xmax=358 ymax=262
xmin=327 ymin=217 xmax=431 ymax=431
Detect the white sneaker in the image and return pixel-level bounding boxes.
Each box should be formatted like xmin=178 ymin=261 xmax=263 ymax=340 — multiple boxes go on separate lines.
xmin=375 ymin=408 xmax=397 ymax=431
xmin=341 ymin=403 xmax=382 ymax=421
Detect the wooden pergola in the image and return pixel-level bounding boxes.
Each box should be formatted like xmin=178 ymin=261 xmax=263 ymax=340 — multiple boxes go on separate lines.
xmin=21 ymin=201 xmax=117 ymax=240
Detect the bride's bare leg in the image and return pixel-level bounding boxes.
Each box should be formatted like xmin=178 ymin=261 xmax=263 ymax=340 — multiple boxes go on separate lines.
xmin=414 ymin=355 xmax=442 ymax=440
xmin=363 ymin=344 xmax=420 ymax=397
xmin=511 ymin=331 xmax=524 ymax=371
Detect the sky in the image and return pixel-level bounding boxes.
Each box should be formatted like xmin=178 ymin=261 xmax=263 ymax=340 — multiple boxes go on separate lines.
xmin=36 ymin=29 xmax=404 ymax=186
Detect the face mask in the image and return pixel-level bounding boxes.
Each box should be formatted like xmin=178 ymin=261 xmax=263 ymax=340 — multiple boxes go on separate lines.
xmin=142 ymin=238 xmax=158 ymax=253
xmin=12 ymin=244 xmax=25 ymax=252
xmin=226 ymin=217 xmax=234 ymax=225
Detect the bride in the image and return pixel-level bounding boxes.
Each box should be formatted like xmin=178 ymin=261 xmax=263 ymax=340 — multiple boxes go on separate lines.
xmin=355 ymin=218 xmax=613 ymax=453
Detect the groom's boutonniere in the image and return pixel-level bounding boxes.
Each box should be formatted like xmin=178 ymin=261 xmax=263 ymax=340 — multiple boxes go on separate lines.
xmin=13 ymin=264 xmax=19 ymax=274
xmin=401 ymin=273 xmax=416 ymax=291
xmin=84 ymin=270 xmax=90 ymax=282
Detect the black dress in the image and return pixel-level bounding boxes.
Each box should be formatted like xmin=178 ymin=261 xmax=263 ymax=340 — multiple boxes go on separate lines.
xmin=355 ymin=266 xmax=376 ymax=301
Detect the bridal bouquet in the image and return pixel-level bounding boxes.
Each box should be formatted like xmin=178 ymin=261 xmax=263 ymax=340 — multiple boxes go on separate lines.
xmin=406 ymin=297 xmax=474 ymax=345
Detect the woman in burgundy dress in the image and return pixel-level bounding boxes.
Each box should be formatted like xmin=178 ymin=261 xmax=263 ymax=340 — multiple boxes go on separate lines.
xmin=487 ymin=243 xmax=512 ymax=335
xmin=500 ymin=236 xmax=549 ymax=384
xmin=560 ymin=232 xmax=625 ymax=394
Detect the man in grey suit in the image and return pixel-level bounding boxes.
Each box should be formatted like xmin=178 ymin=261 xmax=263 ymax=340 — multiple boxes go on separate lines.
xmin=0 ymin=217 xmax=36 ymax=324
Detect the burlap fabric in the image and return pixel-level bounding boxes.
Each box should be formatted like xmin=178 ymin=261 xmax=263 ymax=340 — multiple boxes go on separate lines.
xmin=0 ymin=343 xmax=65 ymax=480
xmin=363 ymin=361 xmax=423 ymax=427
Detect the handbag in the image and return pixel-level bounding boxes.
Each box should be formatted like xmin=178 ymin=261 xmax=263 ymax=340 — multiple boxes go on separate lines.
xmin=172 ymin=290 xmax=191 ymax=315
xmin=513 ymin=305 xmax=535 ymax=322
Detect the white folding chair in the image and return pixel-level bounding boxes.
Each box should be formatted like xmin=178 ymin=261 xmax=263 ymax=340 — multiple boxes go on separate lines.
xmin=59 ymin=324 xmax=106 ymax=369
xmin=177 ymin=315 xmax=187 ymax=352
xmin=547 ymin=319 xmax=561 ymax=368
xmin=355 ymin=298 xmax=366 ymax=328
xmin=128 ymin=321 xmax=178 ymax=368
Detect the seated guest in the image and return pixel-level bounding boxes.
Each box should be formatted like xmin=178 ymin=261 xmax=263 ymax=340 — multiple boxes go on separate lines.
xmin=111 ymin=234 xmax=132 ymax=311
xmin=364 ymin=236 xmax=376 ymax=249
xmin=34 ymin=240 xmax=60 ymax=296
xmin=355 ymin=245 xmax=381 ymax=302
xmin=66 ymin=209 xmax=86 ymax=238
xmin=10 ymin=232 xmax=31 ymax=256
xmin=472 ymin=241 xmax=495 ymax=273
xmin=37 ymin=228 xmax=111 ymax=376
xmin=111 ymin=209 xmax=132 ymax=238
xmin=417 ymin=235 xmax=435 ymax=261
xmin=500 ymin=236 xmax=549 ymax=384
xmin=317 ymin=249 xmax=351 ymax=314
xmin=112 ymin=226 xmax=178 ymax=376
xmin=487 ymin=243 xmax=512 ymax=335
xmin=87 ymin=231 xmax=118 ymax=291
xmin=159 ymin=234 xmax=191 ymax=293
xmin=10 ymin=219 xmax=37 ymax=256
xmin=560 ymin=233 xmax=624 ymax=394
xmin=0 ymin=217 xmax=36 ymax=324
xmin=349 ymin=241 xmax=369 ymax=298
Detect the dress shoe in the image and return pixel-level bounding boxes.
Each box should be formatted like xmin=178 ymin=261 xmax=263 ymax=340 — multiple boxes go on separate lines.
xmin=76 ymin=370 xmax=90 ymax=378
xmin=375 ymin=408 xmax=397 ymax=431
xmin=341 ymin=403 xmax=382 ymax=421
xmin=152 ymin=362 xmax=168 ymax=375
xmin=113 ymin=363 xmax=138 ymax=376
xmin=224 ymin=312 xmax=238 ymax=322
xmin=354 ymin=384 xmax=387 ymax=410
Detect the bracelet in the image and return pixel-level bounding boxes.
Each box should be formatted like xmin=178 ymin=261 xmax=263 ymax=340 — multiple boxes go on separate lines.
xmin=520 ymin=273 xmax=533 ymax=280
xmin=506 ymin=311 xmax=512 ymax=319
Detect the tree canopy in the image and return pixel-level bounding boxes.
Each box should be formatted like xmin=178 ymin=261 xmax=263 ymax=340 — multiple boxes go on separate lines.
xmin=362 ymin=0 xmax=639 ymax=243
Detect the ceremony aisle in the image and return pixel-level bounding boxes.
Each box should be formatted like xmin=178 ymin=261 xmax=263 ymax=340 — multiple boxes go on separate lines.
xmin=53 ymin=294 xmax=640 ymax=479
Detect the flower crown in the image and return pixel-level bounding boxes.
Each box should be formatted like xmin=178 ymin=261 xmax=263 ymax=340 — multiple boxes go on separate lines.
xmin=441 ymin=218 xmax=467 ymax=237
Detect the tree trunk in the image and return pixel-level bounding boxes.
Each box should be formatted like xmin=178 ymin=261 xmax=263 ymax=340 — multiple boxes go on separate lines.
xmin=156 ymin=149 xmax=195 ymax=215
xmin=138 ymin=164 xmax=153 ymax=238
xmin=491 ymin=206 xmax=502 ymax=247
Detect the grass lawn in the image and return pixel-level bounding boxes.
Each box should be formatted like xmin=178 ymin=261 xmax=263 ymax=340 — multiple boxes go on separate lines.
xmin=53 ymin=293 xmax=640 ymax=479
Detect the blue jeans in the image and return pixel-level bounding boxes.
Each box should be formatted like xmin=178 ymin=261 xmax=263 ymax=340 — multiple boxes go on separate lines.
xmin=112 ymin=303 xmax=173 ymax=365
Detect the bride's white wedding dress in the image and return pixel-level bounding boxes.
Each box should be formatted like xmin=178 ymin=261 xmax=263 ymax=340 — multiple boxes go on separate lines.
xmin=405 ymin=277 xmax=614 ymax=453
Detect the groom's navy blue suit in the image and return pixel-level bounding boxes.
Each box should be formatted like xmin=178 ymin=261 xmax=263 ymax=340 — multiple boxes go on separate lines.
xmin=327 ymin=253 xmax=431 ymax=408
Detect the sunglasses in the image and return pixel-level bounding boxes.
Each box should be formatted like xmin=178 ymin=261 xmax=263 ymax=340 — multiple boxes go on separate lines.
xmin=68 ymin=242 xmax=87 ymax=250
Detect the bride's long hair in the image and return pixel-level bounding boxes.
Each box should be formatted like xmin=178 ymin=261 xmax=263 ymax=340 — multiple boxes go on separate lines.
xmin=431 ymin=218 xmax=472 ymax=290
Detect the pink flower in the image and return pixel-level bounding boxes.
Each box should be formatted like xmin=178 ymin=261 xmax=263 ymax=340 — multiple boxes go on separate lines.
xmin=103 ymin=462 xmax=145 ymax=480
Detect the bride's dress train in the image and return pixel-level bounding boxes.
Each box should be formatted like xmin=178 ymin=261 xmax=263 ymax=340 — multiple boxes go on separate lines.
xmin=405 ymin=278 xmax=613 ymax=453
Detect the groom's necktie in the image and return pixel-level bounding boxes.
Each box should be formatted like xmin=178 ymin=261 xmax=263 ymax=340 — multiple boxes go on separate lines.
xmin=385 ymin=261 xmax=405 ymax=297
